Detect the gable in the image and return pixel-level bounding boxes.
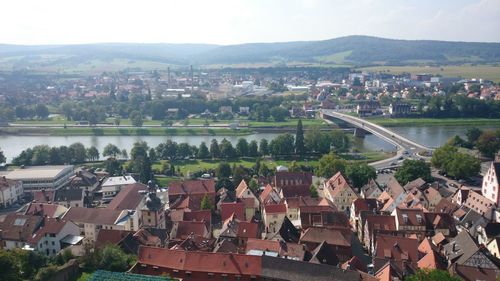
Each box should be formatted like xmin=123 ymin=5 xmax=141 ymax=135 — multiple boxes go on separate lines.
xmin=462 ymin=251 xmax=497 ymax=269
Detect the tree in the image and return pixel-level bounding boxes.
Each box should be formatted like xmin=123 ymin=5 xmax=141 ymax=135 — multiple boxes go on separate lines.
xmin=86 ymin=146 xmax=99 ymax=161
xmin=217 ymin=162 xmax=232 ymax=178
xmin=476 ymin=130 xmax=500 ymax=158
xmin=31 ymin=145 xmax=51 ymax=165
xmin=148 ymin=148 xmax=157 ymax=162
xmin=0 ymin=250 xmax=21 ymax=281
xmin=445 ymin=153 xmax=480 ymax=179
xmin=220 ymin=138 xmax=236 ymax=158
xmin=346 ymin=163 xmax=376 ymax=191
xmin=395 ymin=159 xmax=432 ymax=185
xmin=310 ymin=184 xmax=319 ymax=198
xmin=406 ymin=269 xmax=461 ymax=281
xmin=0 ymin=148 xmax=6 ymax=164
xmin=34 ymin=265 xmax=58 ymax=281
xmin=431 ymin=145 xmax=457 ymax=169
xmin=447 ymin=135 xmax=467 ymax=148
xmin=331 ymin=130 xmax=351 ymax=153
xmin=233 ymin=165 xmax=248 ymax=186
xmin=270 ymin=134 xmax=295 ymax=156
xmin=121 ymin=149 xmax=128 ymax=159
xmin=177 ymin=143 xmax=192 ymax=159
xmin=197 ymin=142 xmax=210 ymax=159
xmin=270 ymin=106 xmax=289 ymax=122
xmin=130 ymin=141 xmax=152 ymax=183
xmin=35 ymin=104 xmax=49 ymax=119
xmin=236 ymin=138 xmax=249 ymax=157
xmin=249 ymin=178 xmax=259 ymax=193
xmin=69 ymin=142 xmax=86 ymax=163
xmin=465 ymin=127 xmax=482 ymax=145
xmin=259 ymin=139 xmax=269 ymax=155
xmin=305 ymin=127 xmax=332 ymax=154
xmin=103 ymin=143 xmax=120 ymax=158
xmin=210 ymin=139 xmax=220 ymax=159
xmin=98 ymin=245 xmax=131 ymax=272
xmin=105 ymin=157 xmax=122 ymax=176
xmin=248 ymin=140 xmax=259 ymax=157
xmin=114 ymin=117 xmax=121 ymax=126
xmin=295 ymin=119 xmax=305 ymax=155
xmin=200 ymin=194 xmax=213 ymax=210
xmin=129 ymin=110 xmax=143 ymax=127
xmin=259 ymin=163 xmax=272 ymax=177
xmin=317 ymin=152 xmax=347 ymax=178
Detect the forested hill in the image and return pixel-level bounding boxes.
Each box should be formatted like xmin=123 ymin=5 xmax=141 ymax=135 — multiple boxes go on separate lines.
xmin=0 ymin=36 xmax=499 ymax=70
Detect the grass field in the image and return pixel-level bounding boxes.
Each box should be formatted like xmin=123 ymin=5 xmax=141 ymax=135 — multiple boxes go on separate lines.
xmin=366 ymin=117 xmax=500 ymax=127
xmin=359 ymin=64 xmax=500 ymax=82
xmin=151 ymin=151 xmax=389 ymax=179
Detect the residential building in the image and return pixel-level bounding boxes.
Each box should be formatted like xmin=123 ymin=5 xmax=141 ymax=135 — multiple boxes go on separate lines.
xmin=0 ymin=213 xmax=43 ymax=250
xmin=361 ymin=179 xmax=383 ymax=199
xmin=6 ymin=165 xmax=74 ymax=192
xmin=235 ymin=180 xmax=260 ymax=220
xmin=54 ymin=186 xmax=84 ymax=208
xmin=99 ymin=175 xmax=137 ymax=199
xmin=26 ymin=218 xmax=81 ymax=256
xmin=0 ymin=176 xmax=23 ymax=208
xmin=389 ymin=102 xmax=411 ymax=117
xmin=482 ymin=162 xmax=499 ymax=205
xmin=324 ymin=172 xmax=359 ymax=213
xmin=168 ymin=179 xmax=216 ymax=211
xmin=373 ymin=235 xmax=420 ymax=274
xmin=263 ymin=204 xmax=287 ymax=233
xmin=356 ymin=101 xmax=381 ymax=117
xmin=62 ymin=207 xmax=138 ymax=242
xmin=300 ymin=227 xmax=353 ymax=262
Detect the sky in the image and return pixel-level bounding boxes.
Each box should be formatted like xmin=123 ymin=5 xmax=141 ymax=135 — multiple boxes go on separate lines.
xmin=1 ymin=0 xmax=499 ymax=45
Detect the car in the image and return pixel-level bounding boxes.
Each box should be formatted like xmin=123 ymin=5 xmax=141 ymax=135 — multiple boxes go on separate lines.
xmin=449 ymin=183 xmax=458 ymax=188
xmin=403 ymin=151 xmax=409 ymax=155
xmin=458 ymin=179 xmax=465 ymax=184
xmin=390 ymin=162 xmax=397 ymax=166
xmin=398 ymin=156 xmax=404 ymax=160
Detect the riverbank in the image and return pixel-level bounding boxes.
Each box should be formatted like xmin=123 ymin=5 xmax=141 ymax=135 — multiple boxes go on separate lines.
xmin=366 ymin=117 xmax=500 ymax=127
xmin=0 ymin=127 xmax=254 ymax=136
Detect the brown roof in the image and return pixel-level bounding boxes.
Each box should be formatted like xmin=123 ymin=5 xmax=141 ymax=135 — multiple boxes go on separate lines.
xmin=245 ymin=238 xmax=306 ymax=260
xmin=274 ymin=172 xmax=313 ymax=189
xmin=385 ymin=177 xmax=405 ymax=199
xmin=434 ymin=198 xmax=459 ymax=214
xmin=24 ymin=202 xmax=66 ymax=218
xmin=352 ymin=198 xmax=378 ymax=216
xmin=220 ymin=201 xmax=245 ymax=221
xmin=325 ymin=172 xmax=354 ymax=198
xmin=281 ymin=184 xmax=311 ymax=198
xmin=375 ymin=235 xmax=419 ymax=263
xmin=62 ymin=207 xmax=122 ymax=225
xmin=107 ymin=183 xmax=147 ymax=210
xmin=365 ymin=214 xmax=397 ymax=233
xmin=168 ymin=179 xmax=215 ymax=197
xmin=259 ymin=184 xmax=280 ymax=204
xmin=300 ymin=227 xmax=352 ymax=247
xmin=424 ymin=212 xmax=455 ymax=232
xmin=235 ymin=180 xmax=248 ymax=198
xmin=455 ymin=264 xmax=498 ymax=281
xmin=173 ymin=221 xmax=207 ymax=240
xmin=138 ymin=246 xmax=262 ymax=276
xmin=463 ymin=190 xmax=495 ymax=215
xmin=264 ymin=203 xmax=287 ymax=214
xmin=403 ymin=178 xmax=426 ymax=190
xmin=33 ymin=190 xmax=55 ymax=203
xmin=183 ymin=210 xmax=211 ymax=229
xmin=27 ymin=217 xmax=71 ymax=244
xmin=0 ymin=213 xmax=42 ymax=242
xmin=94 ymin=229 xmax=133 ymax=249
xmin=394 ymin=207 xmax=426 ymax=227
xmin=237 ymin=221 xmax=260 ymax=239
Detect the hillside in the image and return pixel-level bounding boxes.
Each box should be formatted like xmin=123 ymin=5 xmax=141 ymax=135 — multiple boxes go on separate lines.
xmin=0 ymin=36 xmax=499 ymax=72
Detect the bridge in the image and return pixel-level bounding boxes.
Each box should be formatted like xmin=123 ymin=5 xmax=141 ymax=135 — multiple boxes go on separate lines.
xmin=320 ymin=110 xmax=434 ymax=169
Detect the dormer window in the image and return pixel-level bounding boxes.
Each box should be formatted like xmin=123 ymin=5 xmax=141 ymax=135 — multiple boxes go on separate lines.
xmin=402 ymin=214 xmax=408 ymax=223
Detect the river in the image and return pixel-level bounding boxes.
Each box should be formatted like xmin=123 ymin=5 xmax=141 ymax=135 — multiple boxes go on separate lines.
xmin=0 ymin=125 xmax=497 ymax=162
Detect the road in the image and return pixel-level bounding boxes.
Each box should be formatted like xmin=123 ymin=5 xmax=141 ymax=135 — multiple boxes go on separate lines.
xmin=321 ymin=110 xmax=434 ymax=170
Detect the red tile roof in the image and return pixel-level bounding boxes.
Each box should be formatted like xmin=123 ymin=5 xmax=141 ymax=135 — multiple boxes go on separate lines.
xmin=24 ymin=202 xmax=64 ymax=218
xmin=168 ymin=179 xmax=215 ymax=197
xmin=235 ymin=180 xmax=249 ymax=198
xmin=245 ymin=238 xmax=305 ymax=260
xmin=107 ymin=183 xmax=147 ymax=210
xmin=236 ymin=222 xmax=259 ymax=239
xmin=94 ymin=229 xmax=133 ymax=249
xmin=137 ymin=246 xmax=262 ymax=276
xmin=325 ymin=172 xmax=354 ymax=198
xmin=375 ymin=235 xmax=419 ymax=263
xmin=274 ymin=172 xmax=313 ymax=189
xmin=27 ymin=217 xmax=70 ymax=244
xmin=264 ymin=203 xmax=287 ymax=214
xmin=0 ymin=213 xmax=42 ymax=242
xmin=33 ymin=190 xmax=55 ymax=203
xmin=174 ymin=221 xmax=208 ymax=240
xmin=183 ymin=210 xmax=211 ymax=229
xmin=220 ymin=201 xmax=245 ymax=221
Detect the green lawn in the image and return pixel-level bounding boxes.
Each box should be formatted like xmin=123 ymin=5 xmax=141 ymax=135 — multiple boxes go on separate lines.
xmin=247 ymin=119 xmax=327 ymax=128
xmin=359 ymin=64 xmax=500 ymax=83
xmin=366 ymin=117 xmax=500 ymax=127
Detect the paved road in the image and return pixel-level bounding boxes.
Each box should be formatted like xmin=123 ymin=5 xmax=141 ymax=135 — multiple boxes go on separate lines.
xmin=321 ymin=110 xmax=434 ymax=170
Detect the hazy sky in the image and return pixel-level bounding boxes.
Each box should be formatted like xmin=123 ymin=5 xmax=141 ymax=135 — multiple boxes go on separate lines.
xmin=1 ymin=0 xmax=499 ymax=45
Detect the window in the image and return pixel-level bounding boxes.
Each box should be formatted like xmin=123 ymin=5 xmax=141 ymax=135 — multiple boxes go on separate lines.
xmin=51 ymin=241 xmax=55 ymax=246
